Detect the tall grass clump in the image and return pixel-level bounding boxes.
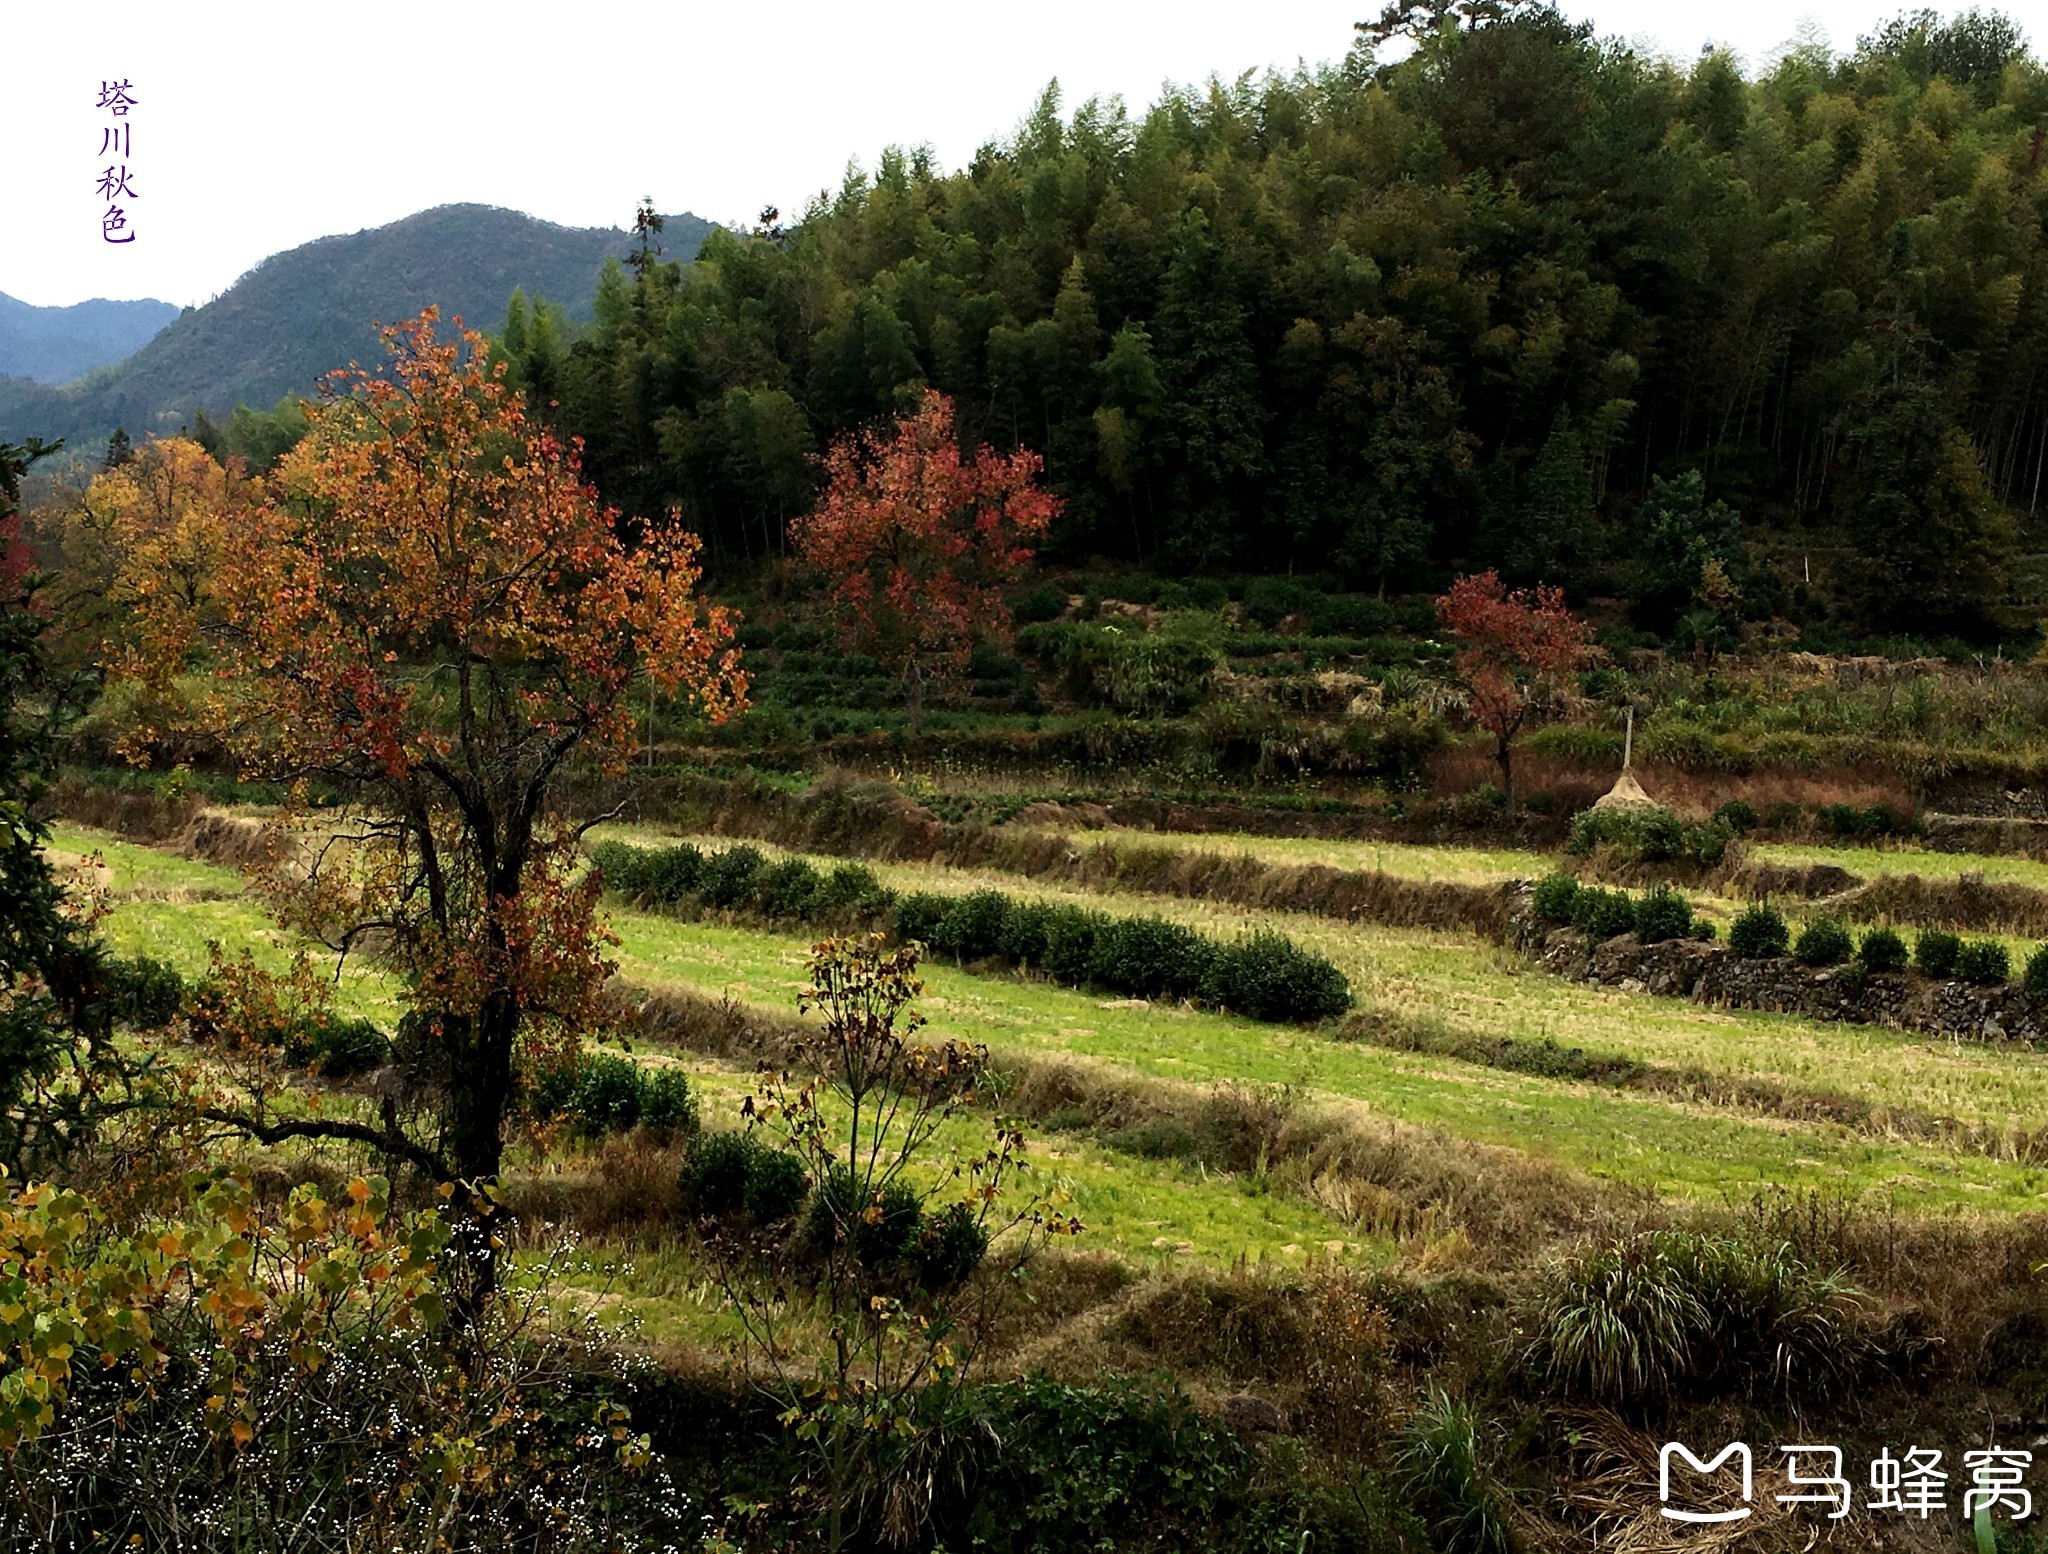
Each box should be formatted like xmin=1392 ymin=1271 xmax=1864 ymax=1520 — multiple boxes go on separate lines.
xmin=1391 ymin=1387 xmax=1514 ymax=1554
xmin=1529 ymin=1230 xmax=1867 ymax=1410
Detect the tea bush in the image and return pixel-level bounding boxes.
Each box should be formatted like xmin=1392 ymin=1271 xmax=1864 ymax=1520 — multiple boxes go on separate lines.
xmin=1857 ymin=926 xmax=1909 ymax=972
xmin=1793 ymin=917 xmax=1852 ymax=967
xmin=1569 ymin=886 xmax=1637 ymax=941
xmin=1955 ymin=939 xmax=2011 ymax=986
xmin=102 ymin=955 xmax=186 ymax=1029
xmin=2026 ymin=944 xmax=2048 ymax=995
xmin=1915 ymin=929 xmax=1962 ymax=978
xmin=1632 ymin=885 xmax=1693 ymax=944
xmin=1728 ymin=903 xmax=1789 ymax=959
xmin=1531 ymin=874 xmax=1580 ymax=925
xmin=1205 ymin=930 xmax=1355 ymax=1023
xmin=753 ymin=857 xmax=822 ymax=920
xmin=679 ymin=1130 xmax=806 ymax=1220
xmin=1566 ymin=804 xmax=1733 ymax=867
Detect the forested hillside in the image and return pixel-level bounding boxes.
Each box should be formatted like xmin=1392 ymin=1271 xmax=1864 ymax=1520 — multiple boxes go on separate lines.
xmin=509 ymin=5 xmax=2048 ymax=636
xmin=0 ymin=203 xmax=713 ymax=451
xmin=0 ymin=293 xmax=179 ymax=384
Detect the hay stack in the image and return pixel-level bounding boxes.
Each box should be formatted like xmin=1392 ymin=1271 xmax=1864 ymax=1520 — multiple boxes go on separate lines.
xmin=1590 ymin=767 xmax=1661 ymax=812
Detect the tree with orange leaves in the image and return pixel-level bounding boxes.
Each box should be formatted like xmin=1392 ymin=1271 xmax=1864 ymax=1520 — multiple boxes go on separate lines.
xmin=131 ymin=310 xmax=746 ymax=1308
xmin=791 ymin=389 xmax=1058 ymax=729
xmin=1436 ymin=569 xmax=1596 ymax=811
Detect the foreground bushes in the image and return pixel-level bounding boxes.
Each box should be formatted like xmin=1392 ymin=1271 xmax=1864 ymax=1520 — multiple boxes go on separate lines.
xmin=593 ymin=840 xmax=1353 ymax=1024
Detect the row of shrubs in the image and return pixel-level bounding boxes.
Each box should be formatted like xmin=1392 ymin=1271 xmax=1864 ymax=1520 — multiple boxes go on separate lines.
xmin=677 ymin=1130 xmax=990 ymax=1292
xmin=588 ymin=840 xmax=1353 ymax=1024
xmin=1539 ymin=881 xmax=2047 ymax=989
xmin=526 ymin=1050 xmax=699 ymax=1139
xmin=1726 ymin=906 xmax=2040 ymax=987
xmin=1565 ymin=804 xmax=1736 ymax=868
xmin=1532 ymin=875 xmax=1705 ymax=943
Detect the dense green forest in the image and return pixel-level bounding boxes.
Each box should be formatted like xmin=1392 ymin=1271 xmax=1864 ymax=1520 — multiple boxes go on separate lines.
xmin=501 ymin=4 xmax=2048 ymax=637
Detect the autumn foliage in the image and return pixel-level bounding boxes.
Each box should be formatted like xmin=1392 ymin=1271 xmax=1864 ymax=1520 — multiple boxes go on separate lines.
xmin=792 ymin=390 xmax=1058 ymax=723
xmin=121 ymin=310 xmax=746 ymax=1293
xmin=1436 ymin=570 xmax=1596 ymax=807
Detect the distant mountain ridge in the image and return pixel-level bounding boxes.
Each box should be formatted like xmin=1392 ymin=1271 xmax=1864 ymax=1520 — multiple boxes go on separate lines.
xmin=0 ymin=293 xmax=181 ymax=385
xmin=0 ymin=203 xmax=713 ymax=449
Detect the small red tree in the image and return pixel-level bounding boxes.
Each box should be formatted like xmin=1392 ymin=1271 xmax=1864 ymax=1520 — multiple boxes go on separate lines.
xmin=1436 ymin=570 xmax=1596 ymax=809
xmin=791 ymin=390 xmax=1059 ymax=728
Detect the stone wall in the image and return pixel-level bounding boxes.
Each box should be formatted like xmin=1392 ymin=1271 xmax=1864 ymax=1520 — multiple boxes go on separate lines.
xmin=1520 ymin=921 xmax=2048 ymax=1041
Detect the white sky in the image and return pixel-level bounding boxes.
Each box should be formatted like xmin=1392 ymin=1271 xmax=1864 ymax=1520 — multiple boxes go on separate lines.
xmin=0 ymin=0 xmax=2016 ymax=309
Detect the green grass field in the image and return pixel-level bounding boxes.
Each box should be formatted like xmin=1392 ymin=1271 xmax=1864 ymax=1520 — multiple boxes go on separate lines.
xmin=60 ymin=814 xmax=2048 ymax=1237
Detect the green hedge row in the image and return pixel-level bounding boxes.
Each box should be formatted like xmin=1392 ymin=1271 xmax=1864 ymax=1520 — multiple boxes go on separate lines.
xmin=1694 ymin=903 xmax=2035 ymax=989
xmin=589 ymin=840 xmax=1353 ymax=1024
xmin=526 ymin=1050 xmax=699 ymax=1139
xmin=1564 ymin=805 xmax=1735 ymax=868
xmin=1531 ymin=875 xmax=1704 ymax=944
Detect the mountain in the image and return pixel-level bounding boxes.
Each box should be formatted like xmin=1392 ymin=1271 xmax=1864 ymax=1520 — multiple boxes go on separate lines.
xmin=0 ymin=203 xmax=713 ymax=449
xmin=0 ymin=293 xmax=181 ymax=385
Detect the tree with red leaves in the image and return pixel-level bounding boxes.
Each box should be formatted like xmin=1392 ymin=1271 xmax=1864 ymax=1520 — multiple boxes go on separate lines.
xmin=128 ymin=310 xmax=746 ymax=1311
xmin=792 ymin=390 xmax=1059 ymax=730
xmin=1436 ymin=570 xmax=1596 ymax=810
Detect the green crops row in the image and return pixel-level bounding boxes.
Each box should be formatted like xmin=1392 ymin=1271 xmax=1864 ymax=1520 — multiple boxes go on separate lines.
xmin=587 ymin=840 xmax=1353 ymax=1026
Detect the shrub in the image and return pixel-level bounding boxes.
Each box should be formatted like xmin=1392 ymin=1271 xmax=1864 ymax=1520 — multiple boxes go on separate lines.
xmin=1531 ymin=874 xmax=1580 ymax=925
xmin=753 ymin=856 xmax=822 ymax=920
xmin=1042 ymin=906 xmax=1106 ymax=985
xmin=696 ymin=844 xmax=764 ymax=909
xmin=1088 ymin=916 xmax=1216 ymax=1000
xmin=1915 ymin=929 xmax=1962 ymax=978
xmin=1569 ymin=886 xmax=1637 ymax=941
xmin=998 ymin=899 xmax=1055 ymax=965
xmin=587 ymin=840 xmax=653 ymax=896
xmin=102 ymin=955 xmax=185 ymax=1029
xmin=2026 ymin=944 xmax=2048 ymax=996
xmin=806 ymin=1167 xmax=923 ymax=1268
xmin=892 ymin=891 xmax=956 ymax=951
xmin=1713 ymin=799 xmax=1757 ymax=834
xmin=1793 ymin=917 xmax=1852 ymax=967
xmin=1205 ymin=930 xmax=1353 ymax=1023
xmin=1728 ymin=903 xmax=1790 ymax=959
xmin=280 ymin=1015 xmax=388 ymax=1077
xmin=816 ymin=862 xmax=891 ymax=921
xmin=941 ymin=890 xmax=1013 ymax=961
xmin=568 ymin=1053 xmax=644 ymax=1135
xmin=679 ymin=1130 xmax=805 ymax=1220
xmin=1857 ymin=926 xmax=1908 ymax=972
xmin=638 ymin=1066 xmax=699 ymax=1138
xmin=1632 ymin=885 xmax=1693 ymax=944
xmin=1955 ymin=940 xmax=2011 ymax=986
xmin=646 ymin=843 xmax=706 ymax=903
xmin=1566 ymin=805 xmax=1682 ymax=863
xmin=914 ymin=1202 xmax=991 ymax=1291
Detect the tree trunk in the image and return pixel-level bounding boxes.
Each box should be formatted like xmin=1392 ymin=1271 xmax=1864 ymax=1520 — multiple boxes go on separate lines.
xmin=1496 ymin=735 xmax=1516 ymax=813
xmin=906 ymin=661 xmax=925 ymax=735
xmin=442 ymin=989 xmax=517 ymax=1326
